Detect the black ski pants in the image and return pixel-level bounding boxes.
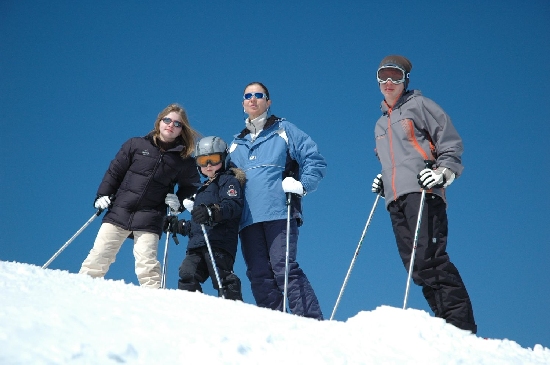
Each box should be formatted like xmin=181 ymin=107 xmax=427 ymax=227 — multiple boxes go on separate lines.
xmin=178 ymin=246 xmax=243 ymax=301
xmin=388 ymin=192 xmax=477 ymax=333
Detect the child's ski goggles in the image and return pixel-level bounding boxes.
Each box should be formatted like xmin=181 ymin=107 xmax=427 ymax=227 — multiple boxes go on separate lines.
xmin=243 ymin=92 xmax=268 ymax=100
xmin=377 ymin=65 xmax=407 ymax=84
xmin=196 ymin=153 xmax=223 ymax=167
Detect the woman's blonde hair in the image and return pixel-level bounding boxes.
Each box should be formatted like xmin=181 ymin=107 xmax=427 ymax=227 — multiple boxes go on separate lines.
xmin=152 ymin=103 xmax=200 ymax=158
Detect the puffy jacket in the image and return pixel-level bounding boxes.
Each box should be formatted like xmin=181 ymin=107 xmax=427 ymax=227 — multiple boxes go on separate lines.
xmin=228 ymin=116 xmax=326 ymax=230
xmin=374 ymin=90 xmax=464 ymax=209
xmin=97 ymin=133 xmax=199 ymax=236
xmin=180 ymin=168 xmax=245 ymax=259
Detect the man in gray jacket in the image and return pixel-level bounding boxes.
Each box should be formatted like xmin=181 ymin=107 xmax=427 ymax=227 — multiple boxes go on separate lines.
xmin=371 ymin=55 xmax=477 ymax=333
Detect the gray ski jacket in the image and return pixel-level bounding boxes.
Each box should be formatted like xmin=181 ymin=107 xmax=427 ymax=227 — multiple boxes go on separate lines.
xmin=374 ymin=90 xmax=464 ymax=209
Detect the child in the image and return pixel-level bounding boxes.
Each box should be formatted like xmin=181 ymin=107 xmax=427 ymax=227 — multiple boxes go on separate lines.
xmin=164 ymin=136 xmax=245 ymax=300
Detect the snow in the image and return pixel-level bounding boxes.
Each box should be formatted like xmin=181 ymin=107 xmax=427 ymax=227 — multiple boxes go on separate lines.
xmin=1 ymin=261 xmax=549 ymax=365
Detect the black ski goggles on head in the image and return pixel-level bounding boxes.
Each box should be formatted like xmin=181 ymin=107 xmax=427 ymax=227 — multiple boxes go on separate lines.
xmin=377 ymin=65 xmax=407 ymax=84
xmin=243 ymin=92 xmax=268 ymax=100
xmin=196 ymin=153 xmax=223 ymax=167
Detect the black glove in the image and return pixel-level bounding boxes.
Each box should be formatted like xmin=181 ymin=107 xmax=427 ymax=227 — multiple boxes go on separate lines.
xmin=191 ymin=205 xmax=211 ymax=225
xmin=176 ymin=220 xmax=189 ymax=237
xmin=191 ymin=204 xmax=222 ymax=225
xmin=371 ymin=174 xmax=385 ymax=197
xmin=163 ymin=215 xmax=179 ymax=234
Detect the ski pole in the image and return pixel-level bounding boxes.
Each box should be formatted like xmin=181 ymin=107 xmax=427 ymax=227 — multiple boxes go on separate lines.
xmin=283 ymin=192 xmax=292 ymax=313
xmin=160 ymin=209 xmax=175 ymax=289
xmin=201 ymin=209 xmax=224 ymax=299
xmin=402 ymin=190 xmax=425 ymax=310
xmin=42 ymin=209 xmax=103 ymax=269
xmin=330 ymin=193 xmax=381 ymax=320
xmin=403 ymin=160 xmax=434 ymax=309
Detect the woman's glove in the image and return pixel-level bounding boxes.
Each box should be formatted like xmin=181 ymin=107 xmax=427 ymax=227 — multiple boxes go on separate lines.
xmin=94 ymin=195 xmax=112 ymax=210
xmin=165 ymin=193 xmax=181 ymax=213
xmin=282 ymin=177 xmax=305 ymax=196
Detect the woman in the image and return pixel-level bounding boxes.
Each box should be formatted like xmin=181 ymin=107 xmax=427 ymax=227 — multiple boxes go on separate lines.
xmin=79 ymin=103 xmax=200 ymax=288
xmin=228 ymin=82 xmax=327 ymax=319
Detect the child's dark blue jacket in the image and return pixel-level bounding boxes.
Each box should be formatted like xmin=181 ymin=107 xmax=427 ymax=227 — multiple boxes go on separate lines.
xmin=179 ymin=167 xmax=245 ymax=259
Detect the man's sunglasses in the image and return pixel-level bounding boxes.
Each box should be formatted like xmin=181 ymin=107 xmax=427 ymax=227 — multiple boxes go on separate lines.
xmin=243 ymin=92 xmax=268 ymax=100
xmin=161 ymin=117 xmax=183 ymax=128
xmin=196 ymin=153 xmax=223 ymax=167
xmin=377 ymin=65 xmax=407 ymax=84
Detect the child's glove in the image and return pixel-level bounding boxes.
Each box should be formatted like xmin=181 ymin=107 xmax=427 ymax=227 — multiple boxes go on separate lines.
xmin=191 ymin=204 xmax=221 ymax=225
xmin=182 ymin=198 xmax=195 ymax=212
xmin=163 ymin=215 xmax=179 ymax=234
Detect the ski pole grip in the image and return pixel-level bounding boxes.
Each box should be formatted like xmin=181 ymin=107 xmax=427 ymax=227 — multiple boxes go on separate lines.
xmin=424 ymin=160 xmax=436 ymax=169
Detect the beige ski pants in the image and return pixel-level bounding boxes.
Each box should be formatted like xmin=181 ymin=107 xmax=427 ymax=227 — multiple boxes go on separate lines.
xmin=79 ymin=222 xmax=161 ymax=288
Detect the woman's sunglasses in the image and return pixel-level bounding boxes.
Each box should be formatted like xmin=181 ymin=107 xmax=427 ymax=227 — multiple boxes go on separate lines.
xmin=161 ymin=117 xmax=183 ymax=128
xmin=243 ymin=92 xmax=268 ymax=100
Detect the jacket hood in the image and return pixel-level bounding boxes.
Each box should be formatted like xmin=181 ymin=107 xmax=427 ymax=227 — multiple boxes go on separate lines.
xmin=229 ymin=167 xmax=246 ymax=186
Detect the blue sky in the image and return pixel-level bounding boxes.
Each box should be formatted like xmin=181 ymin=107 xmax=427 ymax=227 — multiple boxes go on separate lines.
xmin=1 ymin=0 xmax=549 ymax=349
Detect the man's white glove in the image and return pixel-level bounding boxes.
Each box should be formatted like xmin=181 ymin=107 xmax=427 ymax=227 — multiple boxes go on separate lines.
xmin=417 ymin=167 xmax=455 ymax=189
xmin=165 ymin=193 xmax=181 ymax=213
xmin=94 ymin=196 xmax=112 ymax=210
xmin=282 ymin=177 xmax=305 ymax=196
xmin=371 ymin=173 xmax=384 ymax=197
xmin=182 ymin=198 xmax=195 ymax=212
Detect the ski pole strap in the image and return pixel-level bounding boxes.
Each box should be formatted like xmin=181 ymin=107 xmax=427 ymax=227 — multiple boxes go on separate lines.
xmin=171 ymin=231 xmax=179 ymax=245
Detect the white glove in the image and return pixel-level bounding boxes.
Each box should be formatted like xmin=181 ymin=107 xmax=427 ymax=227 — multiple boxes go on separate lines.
xmin=282 ymin=177 xmax=304 ymax=196
xmin=372 ymin=173 xmax=384 ymax=196
xmin=182 ymin=198 xmax=195 ymax=212
xmin=418 ymin=167 xmax=455 ymax=189
xmin=165 ymin=193 xmax=181 ymax=213
xmin=94 ymin=196 xmax=111 ymax=210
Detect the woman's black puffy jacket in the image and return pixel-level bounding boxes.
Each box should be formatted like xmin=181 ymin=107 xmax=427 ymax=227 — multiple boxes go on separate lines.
xmin=97 ymin=133 xmax=199 ymax=236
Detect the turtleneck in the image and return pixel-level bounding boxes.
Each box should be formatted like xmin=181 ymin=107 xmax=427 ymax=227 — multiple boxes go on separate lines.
xmin=245 ymin=111 xmax=267 ymax=141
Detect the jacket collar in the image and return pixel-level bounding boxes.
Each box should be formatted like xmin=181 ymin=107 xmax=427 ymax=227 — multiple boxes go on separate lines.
xmin=380 ymin=89 xmax=420 ymax=115
xmin=236 ymin=115 xmax=282 ymax=139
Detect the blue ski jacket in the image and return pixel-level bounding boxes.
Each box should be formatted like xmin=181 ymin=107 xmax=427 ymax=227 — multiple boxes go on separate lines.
xmin=228 ymin=116 xmax=326 ymax=230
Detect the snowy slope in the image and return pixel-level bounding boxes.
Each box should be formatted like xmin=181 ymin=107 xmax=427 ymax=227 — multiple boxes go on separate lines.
xmin=1 ymin=261 xmax=549 ymax=365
